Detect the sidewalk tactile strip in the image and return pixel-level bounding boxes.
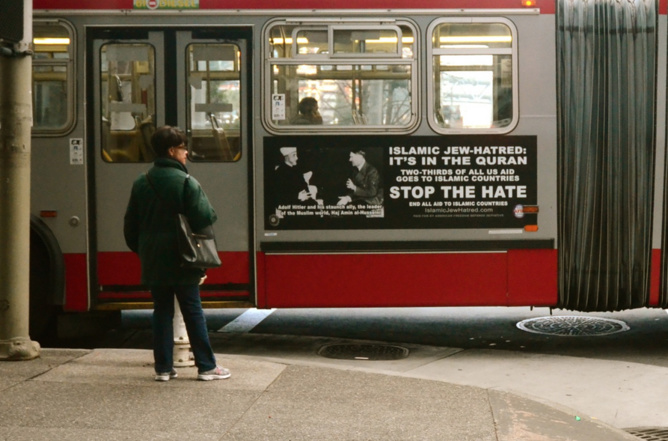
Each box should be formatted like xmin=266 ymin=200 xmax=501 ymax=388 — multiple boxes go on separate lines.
xmin=625 ymin=427 xmax=668 ymax=440
xmin=516 ymin=316 xmax=630 ymax=336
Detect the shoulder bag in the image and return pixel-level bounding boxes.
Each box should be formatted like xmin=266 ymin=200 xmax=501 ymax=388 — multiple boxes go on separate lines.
xmin=145 ymin=171 xmax=222 ymax=269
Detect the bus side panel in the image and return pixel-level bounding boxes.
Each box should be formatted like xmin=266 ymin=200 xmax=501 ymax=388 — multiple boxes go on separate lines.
xmin=506 ymin=249 xmax=557 ymax=306
xmin=255 ymin=252 xmax=268 ymax=309
xmin=651 ymin=249 xmax=661 ymax=306
xmin=206 ymin=252 xmax=250 ymax=284
xmin=97 ymin=251 xmax=250 ymax=285
xmin=98 ymin=252 xmax=142 ymax=285
xmin=260 ymin=253 xmax=508 ymax=308
xmin=63 ymin=253 xmax=88 ymax=312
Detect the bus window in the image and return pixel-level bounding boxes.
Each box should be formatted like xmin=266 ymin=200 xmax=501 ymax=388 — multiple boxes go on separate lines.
xmin=186 ymin=43 xmax=241 ymax=162
xmin=265 ymin=20 xmax=418 ymax=132
xmin=428 ymin=19 xmax=518 ymax=133
xmin=331 ymin=26 xmax=403 ymax=57
xmin=100 ymin=43 xmax=156 ymax=163
xmin=294 ymin=28 xmax=328 ymax=57
xmin=32 ymin=20 xmax=75 ymax=135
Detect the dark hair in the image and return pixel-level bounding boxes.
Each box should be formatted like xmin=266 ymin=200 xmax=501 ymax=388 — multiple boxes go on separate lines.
xmin=298 ymin=97 xmax=318 ymax=115
xmin=151 ymin=126 xmax=186 ymax=158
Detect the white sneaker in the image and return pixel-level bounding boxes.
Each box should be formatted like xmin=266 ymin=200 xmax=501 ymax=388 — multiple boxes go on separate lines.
xmin=155 ymin=369 xmax=178 ymax=382
xmin=197 ymin=366 xmax=231 ymax=381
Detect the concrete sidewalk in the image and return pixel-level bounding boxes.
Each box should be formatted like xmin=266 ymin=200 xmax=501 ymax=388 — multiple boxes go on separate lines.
xmin=0 ymin=348 xmax=638 ymax=441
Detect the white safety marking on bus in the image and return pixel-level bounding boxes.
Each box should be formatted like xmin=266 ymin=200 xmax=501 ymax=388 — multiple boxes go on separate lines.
xmin=217 ymin=308 xmax=276 ymax=333
xmin=488 ymin=229 xmax=524 ymax=235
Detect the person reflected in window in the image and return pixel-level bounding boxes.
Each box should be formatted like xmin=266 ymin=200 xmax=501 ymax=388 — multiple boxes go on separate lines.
xmin=337 ymin=149 xmax=383 ymax=206
xmin=291 ymin=97 xmax=323 ymax=125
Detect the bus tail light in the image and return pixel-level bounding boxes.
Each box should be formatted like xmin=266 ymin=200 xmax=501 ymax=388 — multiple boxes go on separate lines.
xmin=40 ymin=210 xmax=57 ymax=218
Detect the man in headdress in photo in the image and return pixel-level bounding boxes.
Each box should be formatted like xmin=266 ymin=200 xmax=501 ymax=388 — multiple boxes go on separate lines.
xmin=273 ymin=147 xmax=319 ymax=212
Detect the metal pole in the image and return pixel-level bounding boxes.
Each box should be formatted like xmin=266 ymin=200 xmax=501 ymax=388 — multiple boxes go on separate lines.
xmin=173 ymin=297 xmax=194 ymax=367
xmin=0 ymin=0 xmax=40 ymax=360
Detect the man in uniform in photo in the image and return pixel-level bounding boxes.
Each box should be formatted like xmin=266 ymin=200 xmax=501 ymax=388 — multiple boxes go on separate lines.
xmin=337 ymin=149 xmax=383 ymax=206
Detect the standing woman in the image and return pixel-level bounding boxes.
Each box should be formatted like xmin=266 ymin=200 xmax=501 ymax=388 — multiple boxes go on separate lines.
xmin=124 ymin=125 xmax=230 ymax=382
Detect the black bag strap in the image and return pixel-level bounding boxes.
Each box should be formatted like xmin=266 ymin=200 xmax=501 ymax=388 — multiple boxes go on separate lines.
xmin=144 ymin=171 xmax=190 ymax=215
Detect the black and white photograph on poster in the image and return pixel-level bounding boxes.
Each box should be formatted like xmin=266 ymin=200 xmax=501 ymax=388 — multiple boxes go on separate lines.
xmin=265 ymin=137 xmax=385 ymax=230
xmin=264 ymin=135 xmax=537 ymax=230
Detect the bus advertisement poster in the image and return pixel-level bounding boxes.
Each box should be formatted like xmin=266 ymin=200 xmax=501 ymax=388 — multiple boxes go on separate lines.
xmin=264 ymin=135 xmax=537 ymax=230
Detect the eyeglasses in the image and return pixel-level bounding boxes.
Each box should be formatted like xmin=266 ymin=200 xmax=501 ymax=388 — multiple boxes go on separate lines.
xmin=172 ymin=143 xmax=188 ymax=150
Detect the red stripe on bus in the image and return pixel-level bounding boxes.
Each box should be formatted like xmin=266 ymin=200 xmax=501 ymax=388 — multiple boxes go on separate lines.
xmin=97 ymin=291 xmax=247 ymax=300
xmin=35 ymin=0 xmax=132 ymax=8
xmin=200 ymin=0 xmax=555 ymax=12
xmin=96 ymin=251 xmax=250 ymax=285
xmin=206 ymin=252 xmax=250 ymax=284
xmin=30 ymin=0 xmax=668 ymax=15
xmin=260 ymin=251 xmax=558 ymax=308
xmin=255 ymin=252 xmax=268 ymax=309
xmin=650 ymin=248 xmax=662 ymax=306
xmin=507 ymin=249 xmax=557 ymax=305
xmin=97 ymin=252 xmax=142 ymax=285
xmin=63 ymin=253 xmax=88 ymax=312
xmin=33 ymin=0 xmax=556 ymax=13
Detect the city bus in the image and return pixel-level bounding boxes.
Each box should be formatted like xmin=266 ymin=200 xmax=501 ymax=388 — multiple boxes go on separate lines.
xmin=25 ymin=0 xmax=667 ymax=338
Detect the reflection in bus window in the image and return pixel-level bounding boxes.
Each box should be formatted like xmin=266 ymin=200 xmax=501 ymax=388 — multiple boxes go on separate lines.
xmin=186 ymin=43 xmax=241 ymax=162
xmin=33 ymin=20 xmax=74 ymax=134
xmin=331 ymin=26 xmax=402 ymax=56
xmin=429 ymin=20 xmax=516 ymax=132
xmin=100 ymin=44 xmax=156 ymax=163
xmin=295 ymin=28 xmax=328 ymax=57
xmin=266 ymin=21 xmax=417 ymax=132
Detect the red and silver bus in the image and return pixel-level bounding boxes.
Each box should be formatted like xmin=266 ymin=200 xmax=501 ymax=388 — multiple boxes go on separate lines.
xmin=26 ymin=0 xmax=667 ymax=337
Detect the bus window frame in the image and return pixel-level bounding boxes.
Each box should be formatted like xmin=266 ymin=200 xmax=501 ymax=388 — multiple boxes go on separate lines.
xmin=32 ymin=18 xmax=76 ymax=137
xmin=262 ymin=18 xmax=419 ymax=134
xmin=426 ymin=17 xmax=519 ymax=135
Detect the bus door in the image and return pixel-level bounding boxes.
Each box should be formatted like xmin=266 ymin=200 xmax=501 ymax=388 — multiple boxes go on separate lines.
xmin=89 ymin=28 xmax=252 ymax=309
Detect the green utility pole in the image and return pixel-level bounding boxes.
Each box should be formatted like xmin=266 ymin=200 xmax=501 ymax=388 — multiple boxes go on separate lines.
xmin=0 ymin=0 xmax=40 ymax=360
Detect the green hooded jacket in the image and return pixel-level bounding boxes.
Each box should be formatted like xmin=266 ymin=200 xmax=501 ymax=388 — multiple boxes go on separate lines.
xmin=124 ymin=158 xmax=218 ymax=286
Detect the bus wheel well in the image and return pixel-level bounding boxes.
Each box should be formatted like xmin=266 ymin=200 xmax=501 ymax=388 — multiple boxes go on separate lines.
xmin=29 ymin=215 xmax=65 ymax=340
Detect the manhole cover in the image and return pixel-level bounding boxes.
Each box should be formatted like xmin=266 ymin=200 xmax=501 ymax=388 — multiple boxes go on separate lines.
xmin=625 ymin=427 xmax=668 ymax=440
xmin=318 ymin=343 xmax=409 ymax=360
xmin=516 ymin=316 xmax=629 ymax=336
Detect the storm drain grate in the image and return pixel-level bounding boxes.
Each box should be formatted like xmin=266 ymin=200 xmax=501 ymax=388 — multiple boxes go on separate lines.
xmin=625 ymin=427 xmax=668 ymax=440
xmin=516 ymin=316 xmax=630 ymax=336
xmin=318 ymin=343 xmax=409 ymax=361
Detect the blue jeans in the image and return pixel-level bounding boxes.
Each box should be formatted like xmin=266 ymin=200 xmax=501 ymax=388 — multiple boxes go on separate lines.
xmin=150 ymin=284 xmax=217 ymax=374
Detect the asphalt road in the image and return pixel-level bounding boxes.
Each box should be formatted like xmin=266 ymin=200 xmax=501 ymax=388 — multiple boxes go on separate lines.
xmin=108 ymin=306 xmax=668 ymax=368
